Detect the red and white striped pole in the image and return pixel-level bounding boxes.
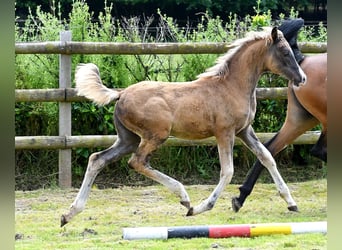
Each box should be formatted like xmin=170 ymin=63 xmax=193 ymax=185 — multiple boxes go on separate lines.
xmin=123 ymin=221 xmax=327 ymax=240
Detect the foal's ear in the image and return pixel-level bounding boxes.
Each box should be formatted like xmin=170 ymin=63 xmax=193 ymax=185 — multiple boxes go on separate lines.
xmin=271 ymin=26 xmax=278 ymax=42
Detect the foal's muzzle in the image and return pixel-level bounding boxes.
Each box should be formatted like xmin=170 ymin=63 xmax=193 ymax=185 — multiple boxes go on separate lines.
xmin=293 ymin=67 xmax=307 ymax=87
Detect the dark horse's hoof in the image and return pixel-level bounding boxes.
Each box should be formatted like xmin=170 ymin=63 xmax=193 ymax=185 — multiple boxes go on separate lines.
xmin=186 ymin=207 xmax=194 ymax=216
xmin=231 ymin=197 xmax=242 ymax=213
xmin=288 ymin=205 xmax=299 ymax=212
xmin=60 ymin=214 xmax=68 ymax=227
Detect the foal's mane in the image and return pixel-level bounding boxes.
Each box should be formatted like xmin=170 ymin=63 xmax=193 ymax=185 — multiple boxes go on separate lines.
xmin=197 ymin=29 xmax=273 ymax=79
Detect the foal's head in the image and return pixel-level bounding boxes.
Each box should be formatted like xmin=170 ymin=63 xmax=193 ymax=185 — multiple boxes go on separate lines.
xmin=264 ymin=27 xmax=306 ymax=86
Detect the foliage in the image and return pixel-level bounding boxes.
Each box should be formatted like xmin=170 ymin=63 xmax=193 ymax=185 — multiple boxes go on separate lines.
xmin=251 ymin=0 xmax=272 ymax=29
xmin=15 ymin=0 xmax=327 ymax=23
xmin=15 ymin=0 xmax=327 ymax=190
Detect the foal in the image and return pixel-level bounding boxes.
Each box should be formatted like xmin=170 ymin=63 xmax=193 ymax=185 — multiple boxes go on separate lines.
xmin=61 ymin=27 xmax=306 ymax=226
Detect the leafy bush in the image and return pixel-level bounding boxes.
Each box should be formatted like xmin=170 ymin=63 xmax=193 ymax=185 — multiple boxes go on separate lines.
xmin=15 ymin=0 xmax=327 ymax=190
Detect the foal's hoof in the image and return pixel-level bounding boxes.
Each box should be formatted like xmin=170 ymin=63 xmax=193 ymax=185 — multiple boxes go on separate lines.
xmin=180 ymin=201 xmax=191 ymax=209
xmin=186 ymin=207 xmax=194 ymax=216
xmin=288 ymin=205 xmax=299 ymax=212
xmin=231 ymin=197 xmax=242 ymax=213
xmin=60 ymin=214 xmax=68 ymax=227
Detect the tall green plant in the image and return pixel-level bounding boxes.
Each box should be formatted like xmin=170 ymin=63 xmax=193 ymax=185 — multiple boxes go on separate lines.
xmin=251 ymin=0 xmax=272 ymax=30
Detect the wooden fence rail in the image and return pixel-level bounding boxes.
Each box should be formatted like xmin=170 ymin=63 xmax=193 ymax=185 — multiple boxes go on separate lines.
xmin=15 ymin=132 xmax=321 ymax=150
xmin=15 ymin=41 xmax=327 ymax=54
xmin=15 ymin=87 xmax=289 ymax=102
xmin=15 ymin=32 xmax=327 ymax=188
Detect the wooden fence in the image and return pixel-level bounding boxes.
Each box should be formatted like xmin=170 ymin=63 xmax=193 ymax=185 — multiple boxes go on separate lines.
xmin=15 ymin=31 xmax=327 ymax=188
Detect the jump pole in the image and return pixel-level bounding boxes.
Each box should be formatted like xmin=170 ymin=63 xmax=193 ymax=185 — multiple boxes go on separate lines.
xmin=122 ymin=221 xmax=326 ymax=240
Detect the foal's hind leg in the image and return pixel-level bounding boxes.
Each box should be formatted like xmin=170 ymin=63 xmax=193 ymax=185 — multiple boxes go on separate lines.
xmin=238 ymin=125 xmax=297 ymax=211
xmin=128 ymin=138 xmax=191 ymax=210
xmin=61 ymin=118 xmax=140 ymax=227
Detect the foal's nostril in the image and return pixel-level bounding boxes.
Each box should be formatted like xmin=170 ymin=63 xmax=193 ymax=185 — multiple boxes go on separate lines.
xmin=300 ymin=68 xmax=307 ymax=84
xmin=302 ymin=76 xmax=306 ymax=83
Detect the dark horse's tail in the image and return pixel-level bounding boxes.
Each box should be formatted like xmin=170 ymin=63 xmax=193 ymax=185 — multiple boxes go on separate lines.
xmin=75 ymin=63 xmax=121 ymax=106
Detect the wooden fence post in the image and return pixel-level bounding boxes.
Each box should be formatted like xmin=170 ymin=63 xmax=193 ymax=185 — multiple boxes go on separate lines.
xmin=59 ymin=31 xmax=72 ymax=188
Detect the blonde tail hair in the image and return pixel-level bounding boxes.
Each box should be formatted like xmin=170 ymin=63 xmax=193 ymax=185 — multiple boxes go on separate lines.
xmin=75 ymin=63 xmax=120 ymax=106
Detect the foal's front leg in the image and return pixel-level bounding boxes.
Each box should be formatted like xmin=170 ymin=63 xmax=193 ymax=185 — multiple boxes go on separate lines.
xmin=237 ymin=125 xmax=298 ymax=211
xmin=187 ymin=133 xmax=235 ymax=216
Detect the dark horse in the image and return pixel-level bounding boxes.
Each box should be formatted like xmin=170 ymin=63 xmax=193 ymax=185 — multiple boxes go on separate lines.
xmin=61 ymin=27 xmax=306 ymax=227
xmin=232 ymin=19 xmax=327 ymax=212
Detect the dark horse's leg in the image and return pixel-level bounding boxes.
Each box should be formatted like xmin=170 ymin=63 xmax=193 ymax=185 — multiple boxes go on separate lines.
xmin=232 ymin=86 xmax=319 ymax=212
xmin=310 ymin=131 xmax=327 ymax=162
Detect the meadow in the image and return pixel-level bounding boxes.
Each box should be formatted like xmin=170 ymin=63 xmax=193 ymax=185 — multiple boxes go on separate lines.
xmin=15 ymin=179 xmax=326 ymax=249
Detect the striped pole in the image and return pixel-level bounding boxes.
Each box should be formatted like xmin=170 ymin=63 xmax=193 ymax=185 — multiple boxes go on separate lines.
xmin=122 ymin=221 xmax=326 ymax=240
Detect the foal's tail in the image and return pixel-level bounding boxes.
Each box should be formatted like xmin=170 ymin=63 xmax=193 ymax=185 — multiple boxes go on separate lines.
xmin=75 ymin=63 xmax=120 ymax=106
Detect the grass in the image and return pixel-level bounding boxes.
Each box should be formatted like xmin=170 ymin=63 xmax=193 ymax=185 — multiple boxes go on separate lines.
xmin=15 ymin=179 xmax=327 ymax=249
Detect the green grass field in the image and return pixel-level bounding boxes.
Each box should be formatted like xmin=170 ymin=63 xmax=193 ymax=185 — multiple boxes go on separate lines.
xmin=15 ymin=179 xmax=327 ymax=249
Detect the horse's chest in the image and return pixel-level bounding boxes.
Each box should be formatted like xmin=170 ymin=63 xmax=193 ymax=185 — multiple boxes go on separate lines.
xmin=233 ymin=95 xmax=256 ymax=131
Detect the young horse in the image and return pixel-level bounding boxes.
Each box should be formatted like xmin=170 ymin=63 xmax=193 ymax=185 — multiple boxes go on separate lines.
xmin=231 ymin=19 xmax=327 ymax=213
xmin=61 ymin=27 xmax=306 ymax=227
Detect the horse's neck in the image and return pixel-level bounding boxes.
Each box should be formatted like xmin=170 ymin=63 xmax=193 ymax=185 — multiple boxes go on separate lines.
xmin=229 ymin=40 xmax=266 ymax=92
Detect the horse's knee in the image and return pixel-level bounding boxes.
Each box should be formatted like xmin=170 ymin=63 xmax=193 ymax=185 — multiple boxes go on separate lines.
xmin=221 ymin=167 xmax=234 ymax=184
xmin=127 ymin=156 xmax=137 ymax=169
xmin=128 ymin=155 xmax=147 ymax=173
xmin=259 ymin=152 xmax=277 ymax=170
xmin=87 ymin=153 xmax=105 ymax=172
xmin=89 ymin=152 xmax=98 ymax=162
